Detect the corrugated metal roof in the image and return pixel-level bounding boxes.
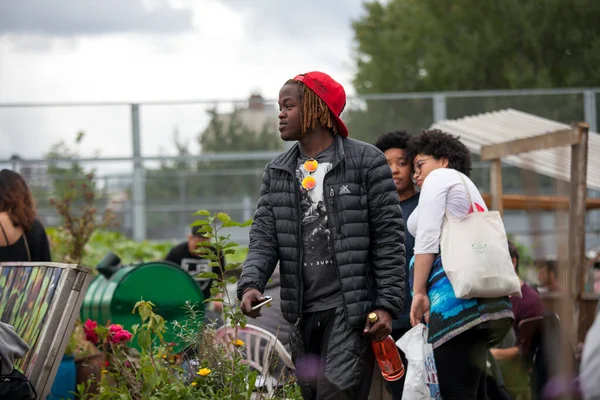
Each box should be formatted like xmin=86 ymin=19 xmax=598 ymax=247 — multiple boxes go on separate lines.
xmin=430 ymin=108 xmax=600 ymax=191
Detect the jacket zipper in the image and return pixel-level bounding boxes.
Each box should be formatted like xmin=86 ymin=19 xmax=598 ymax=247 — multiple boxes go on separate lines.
xmin=295 ymin=180 xmax=304 ymax=324
xmin=323 ymin=167 xmax=350 ymax=324
xmin=271 ymin=164 xmax=304 ymax=326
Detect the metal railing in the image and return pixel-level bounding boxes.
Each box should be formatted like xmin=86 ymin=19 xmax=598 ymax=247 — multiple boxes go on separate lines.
xmin=1 ymin=87 xmax=599 ymax=249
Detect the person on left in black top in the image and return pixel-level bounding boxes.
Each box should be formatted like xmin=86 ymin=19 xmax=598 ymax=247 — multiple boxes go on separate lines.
xmin=0 ymin=169 xmax=52 ymax=263
xmin=165 ymin=226 xmax=224 ymax=307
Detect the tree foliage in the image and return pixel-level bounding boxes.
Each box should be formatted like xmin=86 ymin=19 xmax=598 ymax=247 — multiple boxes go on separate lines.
xmin=352 ymin=0 xmax=600 ymax=93
xmin=348 ymin=0 xmax=600 ymax=143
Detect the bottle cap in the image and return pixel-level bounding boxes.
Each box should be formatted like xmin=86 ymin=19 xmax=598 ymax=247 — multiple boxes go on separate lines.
xmin=368 ymin=312 xmax=378 ymax=323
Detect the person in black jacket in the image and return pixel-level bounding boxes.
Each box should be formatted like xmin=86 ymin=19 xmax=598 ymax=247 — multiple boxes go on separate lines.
xmin=237 ymin=71 xmax=406 ymax=400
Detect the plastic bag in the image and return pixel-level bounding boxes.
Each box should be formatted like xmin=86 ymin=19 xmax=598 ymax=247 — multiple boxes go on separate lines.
xmin=396 ymin=324 xmax=441 ymax=400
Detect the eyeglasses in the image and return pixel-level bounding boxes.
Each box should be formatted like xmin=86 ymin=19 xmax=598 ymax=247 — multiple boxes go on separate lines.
xmin=413 ymin=157 xmax=434 ymax=175
xmin=301 ymin=159 xmax=318 ymax=190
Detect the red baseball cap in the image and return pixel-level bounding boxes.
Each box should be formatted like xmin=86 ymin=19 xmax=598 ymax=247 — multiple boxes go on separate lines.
xmin=292 ymin=71 xmax=349 ymax=138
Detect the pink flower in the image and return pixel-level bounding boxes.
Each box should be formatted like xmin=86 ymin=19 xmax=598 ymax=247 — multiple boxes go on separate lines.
xmin=107 ymin=324 xmax=131 ymax=344
xmin=83 ymin=319 xmax=98 ymax=344
xmin=110 ymin=329 xmax=132 ymax=344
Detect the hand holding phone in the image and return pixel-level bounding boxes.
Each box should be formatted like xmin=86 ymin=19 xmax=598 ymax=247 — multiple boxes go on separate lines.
xmin=241 ymin=288 xmax=265 ymax=318
xmin=251 ymin=295 xmax=273 ymax=311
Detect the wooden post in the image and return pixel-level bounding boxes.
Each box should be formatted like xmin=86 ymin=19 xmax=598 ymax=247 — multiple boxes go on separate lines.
xmin=568 ymin=121 xmax=589 ymax=318
xmin=570 ymin=123 xmax=589 ymax=300
xmin=559 ymin=122 xmax=589 ymax=384
xmin=490 ymin=159 xmax=504 ymax=216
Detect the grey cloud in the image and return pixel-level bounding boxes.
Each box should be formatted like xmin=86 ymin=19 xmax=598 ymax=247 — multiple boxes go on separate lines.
xmin=223 ymin=0 xmax=364 ymax=80
xmin=0 ymin=111 xmax=47 ymax=160
xmin=222 ymin=0 xmax=363 ymax=42
xmin=0 ymin=0 xmax=193 ymax=36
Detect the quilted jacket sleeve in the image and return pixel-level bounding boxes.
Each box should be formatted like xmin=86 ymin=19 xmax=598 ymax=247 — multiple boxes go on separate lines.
xmin=237 ymin=165 xmax=279 ymax=300
xmin=366 ymin=151 xmax=406 ymax=318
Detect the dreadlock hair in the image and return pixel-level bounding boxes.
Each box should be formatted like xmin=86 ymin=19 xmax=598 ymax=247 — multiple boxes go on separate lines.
xmin=285 ymin=79 xmax=337 ymax=135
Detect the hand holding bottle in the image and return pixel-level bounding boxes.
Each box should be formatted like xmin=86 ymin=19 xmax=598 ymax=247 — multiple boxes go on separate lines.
xmin=368 ymin=312 xmax=405 ymax=382
xmin=364 ymin=309 xmax=392 ymax=342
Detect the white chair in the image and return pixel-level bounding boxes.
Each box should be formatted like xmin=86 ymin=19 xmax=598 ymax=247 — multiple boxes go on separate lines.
xmin=215 ymin=324 xmax=295 ymax=395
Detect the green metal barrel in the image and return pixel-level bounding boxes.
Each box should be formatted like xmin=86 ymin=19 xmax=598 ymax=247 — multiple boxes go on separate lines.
xmin=80 ymin=261 xmax=204 ymax=352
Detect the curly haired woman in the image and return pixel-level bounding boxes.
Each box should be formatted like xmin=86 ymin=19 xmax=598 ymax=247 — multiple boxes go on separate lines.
xmin=0 ymin=169 xmax=51 ymax=262
xmin=407 ymin=130 xmax=514 ymax=400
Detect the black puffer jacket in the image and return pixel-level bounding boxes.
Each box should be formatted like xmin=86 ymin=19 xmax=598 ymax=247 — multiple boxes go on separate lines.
xmin=237 ymin=135 xmax=406 ymax=328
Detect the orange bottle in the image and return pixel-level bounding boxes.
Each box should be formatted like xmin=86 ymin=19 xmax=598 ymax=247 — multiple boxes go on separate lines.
xmin=369 ymin=312 xmax=405 ymax=381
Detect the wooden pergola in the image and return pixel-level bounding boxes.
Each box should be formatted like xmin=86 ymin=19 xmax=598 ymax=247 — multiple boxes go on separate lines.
xmin=480 ymin=122 xmax=590 ymax=379
xmin=480 ymin=193 xmax=600 ymax=211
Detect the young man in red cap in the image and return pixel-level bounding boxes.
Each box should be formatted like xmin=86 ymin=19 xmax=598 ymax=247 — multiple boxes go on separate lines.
xmin=237 ymin=71 xmax=406 ymax=399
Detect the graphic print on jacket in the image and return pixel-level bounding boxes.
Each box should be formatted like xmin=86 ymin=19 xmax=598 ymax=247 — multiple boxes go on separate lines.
xmin=296 ymin=144 xmax=343 ymax=313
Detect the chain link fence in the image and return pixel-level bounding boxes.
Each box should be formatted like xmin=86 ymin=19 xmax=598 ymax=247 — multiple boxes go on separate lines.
xmin=1 ymin=88 xmax=599 ymax=252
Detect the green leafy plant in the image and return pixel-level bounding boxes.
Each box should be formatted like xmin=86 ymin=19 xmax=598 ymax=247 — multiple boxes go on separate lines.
xmin=190 ymin=210 xmax=252 ymax=330
xmin=75 ymin=211 xmax=301 ymax=400
xmin=49 ymin=229 xmax=248 ymax=271
xmin=76 ymin=301 xmax=192 ymax=399
xmin=48 ymin=229 xmax=176 ymax=269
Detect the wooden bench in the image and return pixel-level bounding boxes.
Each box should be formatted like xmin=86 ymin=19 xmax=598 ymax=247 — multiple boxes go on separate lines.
xmin=0 ymin=262 xmax=93 ymax=398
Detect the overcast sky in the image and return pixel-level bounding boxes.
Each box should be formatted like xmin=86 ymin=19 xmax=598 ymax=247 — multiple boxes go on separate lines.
xmin=0 ymin=0 xmax=363 ymax=162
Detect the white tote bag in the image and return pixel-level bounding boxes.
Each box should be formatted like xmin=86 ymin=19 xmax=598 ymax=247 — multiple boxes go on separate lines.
xmin=440 ymin=172 xmax=522 ymax=299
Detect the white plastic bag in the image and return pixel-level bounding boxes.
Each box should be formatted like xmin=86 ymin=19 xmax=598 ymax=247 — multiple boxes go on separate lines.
xmin=396 ymin=324 xmax=441 ymax=400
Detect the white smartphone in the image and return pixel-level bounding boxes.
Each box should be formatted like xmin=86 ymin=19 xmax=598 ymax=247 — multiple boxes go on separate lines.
xmin=251 ymin=295 xmax=273 ymax=311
